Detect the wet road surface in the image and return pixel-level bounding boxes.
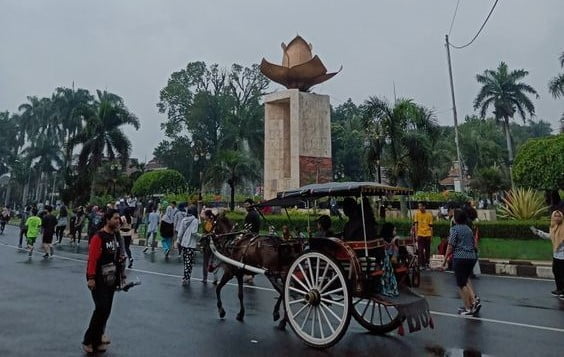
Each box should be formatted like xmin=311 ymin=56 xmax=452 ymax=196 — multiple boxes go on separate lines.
xmin=0 ymin=225 xmax=562 ymax=357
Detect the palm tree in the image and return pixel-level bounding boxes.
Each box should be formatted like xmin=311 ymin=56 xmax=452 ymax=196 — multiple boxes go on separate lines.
xmin=548 ymin=51 xmax=564 ymax=133
xmin=51 ymin=87 xmax=94 ymax=172
xmin=473 ymin=62 xmax=539 ymax=184
xmin=361 ymin=97 xmax=439 ymax=190
xmin=205 ymin=149 xmax=260 ymax=211
xmin=548 ymin=52 xmax=564 ymax=98
xmin=71 ymin=90 xmax=140 ymax=202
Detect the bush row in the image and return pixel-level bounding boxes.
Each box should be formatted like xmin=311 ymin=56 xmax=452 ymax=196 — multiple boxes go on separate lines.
xmin=224 ymin=212 xmax=549 ymax=240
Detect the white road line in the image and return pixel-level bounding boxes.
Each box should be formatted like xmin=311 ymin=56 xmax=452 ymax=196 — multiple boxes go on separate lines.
xmin=441 ymin=270 xmax=552 ymax=282
xmin=429 ymin=311 xmax=564 ymax=333
xmin=1 ymin=241 xmax=562 ymax=333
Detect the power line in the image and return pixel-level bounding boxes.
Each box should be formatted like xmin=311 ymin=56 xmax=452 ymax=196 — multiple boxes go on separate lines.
xmin=448 ymin=0 xmax=500 ymax=49
xmin=448 ymin=0 xmax=462 ymax=37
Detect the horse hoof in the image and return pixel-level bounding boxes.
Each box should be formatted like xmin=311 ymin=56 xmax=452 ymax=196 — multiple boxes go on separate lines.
xmin=236 ymin=313 xmax=244 ymax=322
xmin=219 ymin=309 xmax=226 ymax=319
xmin=273 ymin=312 xmax=280 ymax=322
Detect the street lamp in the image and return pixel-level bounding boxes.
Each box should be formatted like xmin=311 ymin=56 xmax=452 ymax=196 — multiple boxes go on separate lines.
xmin=194 ymin=151 xmax=211 ymax=212
xmin=110 ymin=162 xmax=120 ymax=197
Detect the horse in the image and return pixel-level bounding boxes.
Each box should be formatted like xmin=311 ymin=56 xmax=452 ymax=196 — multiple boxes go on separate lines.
xmin=204 ymin=215 xmax=301 ymax=328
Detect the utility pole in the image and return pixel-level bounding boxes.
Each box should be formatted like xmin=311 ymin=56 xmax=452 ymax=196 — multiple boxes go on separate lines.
xmin=445 ymin=34 xmax=464 ymax=191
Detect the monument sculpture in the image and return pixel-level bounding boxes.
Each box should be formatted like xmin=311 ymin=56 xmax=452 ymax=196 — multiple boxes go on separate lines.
xmin=261 ymin=35 xmax=339 ymax=199
xmin=260 ymin=35 xmax=341 ymax=92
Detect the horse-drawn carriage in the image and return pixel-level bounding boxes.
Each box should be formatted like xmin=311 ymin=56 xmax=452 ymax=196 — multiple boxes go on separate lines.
xmin=207 ymin=182 xmax=432 ymax=349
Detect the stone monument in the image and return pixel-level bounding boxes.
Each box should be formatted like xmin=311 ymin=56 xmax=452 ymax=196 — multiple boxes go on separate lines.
xmin=260 ymin=35 xmax=340 ymax=199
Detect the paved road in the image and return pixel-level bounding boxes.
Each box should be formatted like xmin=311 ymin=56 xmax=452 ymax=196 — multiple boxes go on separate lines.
xmin=0 ymin=225 xmax=562 ymax=357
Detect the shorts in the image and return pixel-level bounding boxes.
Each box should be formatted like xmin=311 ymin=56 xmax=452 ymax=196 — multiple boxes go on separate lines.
xmin=27 ymin=236 xmax=37 ymax=245
xmin=453 ymin=258 xmax=476 ymax=288
xmin=42 ymin=232 xmax=54 ymax=244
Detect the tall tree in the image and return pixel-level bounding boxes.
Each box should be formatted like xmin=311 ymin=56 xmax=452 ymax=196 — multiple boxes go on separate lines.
xmin=361 ymin=97 xmax=439 ymax=190
xmin=71 ymin=90 xmax=140 ymax=203
xmin=51 ymin=87 xmax=94 ymax=172
xmin=205 ymin=149 xmax=260 ymax=211
xmin=157 ymin=62 xmax=268 ymax=190
xmin=473 ymin=62 xmax=539 ymax=183
xmin=331 ymin=100 xmax=367 ymax=181
xmin=548 ymin=51 xmax=564 ymax=132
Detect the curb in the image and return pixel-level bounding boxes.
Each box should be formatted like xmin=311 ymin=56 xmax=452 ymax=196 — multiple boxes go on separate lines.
xmin=479 ymin=259 xmax=553 ymax=279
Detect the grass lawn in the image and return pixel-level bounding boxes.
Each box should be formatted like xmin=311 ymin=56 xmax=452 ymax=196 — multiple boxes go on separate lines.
xmin=431 ymin=237 xmax=553 ymax=261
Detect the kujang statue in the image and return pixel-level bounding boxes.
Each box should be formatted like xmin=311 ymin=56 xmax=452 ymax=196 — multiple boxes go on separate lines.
xmin=260 ymin=35 xmax=341 ymax=92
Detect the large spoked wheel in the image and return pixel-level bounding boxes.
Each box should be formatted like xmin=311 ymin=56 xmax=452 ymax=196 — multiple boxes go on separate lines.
xmin=352 ymin=296 xmax=404 ymax=334
xmin=284 ymin=251 xmax=352 ymax=349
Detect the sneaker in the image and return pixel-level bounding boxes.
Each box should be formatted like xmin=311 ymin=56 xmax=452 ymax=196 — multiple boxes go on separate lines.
xmin=458 ymin=308 xmax=474 ymax=316
xmin=82 ymin=344 xmax=94 ymax=353
xmin=43 ymin=253 xmax=49 ymax=258
xmin=472 ymin=302 xmax=482 ymax=315
xmin=474 ymin=295 xmax=481 ymax=304
xmin=143 ymin=247 xmax=148 ymax=253
xmin=457 ymin=306 xmax=466 ymax=314
xmin=128 ymin=259 xmax=133 ymax=269
xmin=551 ymin=290 xmax=562 ymax=297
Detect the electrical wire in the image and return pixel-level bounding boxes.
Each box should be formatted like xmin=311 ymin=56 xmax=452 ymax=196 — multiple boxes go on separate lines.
xmin=448 ymin=0 xmax=462 ymax=37
xmin=448 ymin=0 xmax=500 ymax=49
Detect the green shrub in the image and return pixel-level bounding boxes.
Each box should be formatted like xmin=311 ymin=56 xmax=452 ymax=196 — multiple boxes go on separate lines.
xmin=131 ymin=169 xmax=186 ymax=197
xmin=412 ymin=191 xmax=470 ymax=203
xmin=498 ymin=188 xmax=548 ymax=220
xmin=225 ymin=211 xmax=549 ymax=240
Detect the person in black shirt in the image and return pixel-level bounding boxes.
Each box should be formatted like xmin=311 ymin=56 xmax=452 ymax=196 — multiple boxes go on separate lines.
xmin=243 ymin=199 xmax=261 ymax=234
xmin=41 ymin=206 xmax=58 ymax=258
xmin=83 ymin=209 xmax=121 ymax=353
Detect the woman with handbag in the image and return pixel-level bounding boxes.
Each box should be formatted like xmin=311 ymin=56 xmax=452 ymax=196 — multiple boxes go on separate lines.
xmin=82 ymin=209 xmax=122 ymax=353
xmin=176 ymin=206 xmax=200 ymax=286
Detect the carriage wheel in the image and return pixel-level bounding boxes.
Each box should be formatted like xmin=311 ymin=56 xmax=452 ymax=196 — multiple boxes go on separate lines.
xmin=284 ymin=251 xmax=351 ymax=349
xmin=351 ymin=296 xmax=404 ymax=334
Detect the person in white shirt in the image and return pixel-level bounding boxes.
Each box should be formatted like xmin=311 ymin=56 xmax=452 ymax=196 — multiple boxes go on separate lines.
xmin=176 ymin=206 xmax=200 ymax=285
xmin=143 ymin=207 xmax=160 ymax=253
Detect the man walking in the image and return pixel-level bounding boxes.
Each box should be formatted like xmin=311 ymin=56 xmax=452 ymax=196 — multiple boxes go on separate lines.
xmin=414 ymin=202 xmax=434 ymax=270
xmin=25 ymin=208 xmax=41 ymax=257
xmin=41 ymin=206 xmax=58 ymax=258
xmin=18 ymin=206 xmax=30 ymax=248
xmin=143 ymin=207 xmax=160 ymax=253
xmin=82 ymin=209 xmax=122 ymax=353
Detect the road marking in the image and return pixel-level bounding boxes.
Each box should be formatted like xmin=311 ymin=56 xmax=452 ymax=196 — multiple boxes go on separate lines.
xmin=1 ymin=240 xmax=562 ymax=333
xmin=429 ymin=311 xmax=564 ymax=333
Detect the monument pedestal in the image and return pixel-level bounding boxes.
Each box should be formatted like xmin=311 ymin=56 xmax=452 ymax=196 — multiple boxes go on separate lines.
xmin=264 ymin=89 xmax=332 ymax=200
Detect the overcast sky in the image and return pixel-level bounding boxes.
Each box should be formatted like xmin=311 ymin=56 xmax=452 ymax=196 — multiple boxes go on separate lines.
xmin=1 ymin=0 xmax=562 ymax=161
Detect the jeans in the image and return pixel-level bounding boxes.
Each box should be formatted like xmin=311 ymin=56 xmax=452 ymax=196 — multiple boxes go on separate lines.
xmin=56 ymin=226 xmax=65 ymax=243
xmin=161 ymin=237 xmax=173 ymax=251
xmin=553 ymin=258 xmax=564 ymax=292
xmin=123 ymin=236 xmax=132 ymax=260
xmin=19 ymin=228 xmax=27 ymax=246
xmin=83 ymin=283 xmax=116 ymax=347
xmin=417 ymin=236 xmax=431 ymax=267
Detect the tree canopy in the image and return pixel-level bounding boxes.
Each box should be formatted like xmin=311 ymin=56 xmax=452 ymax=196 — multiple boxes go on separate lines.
xmin=131 ymin=169 xmax=186 ymax=197
xmin=513 ymin=134 xmax=564 ymax=191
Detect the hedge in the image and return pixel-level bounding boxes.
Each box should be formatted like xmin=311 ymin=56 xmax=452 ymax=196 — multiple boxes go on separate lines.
xmin=224 ymin=212 xmax=549 ymax=240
